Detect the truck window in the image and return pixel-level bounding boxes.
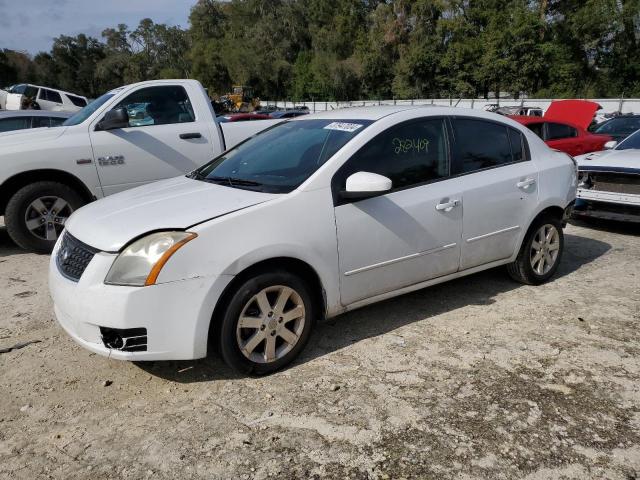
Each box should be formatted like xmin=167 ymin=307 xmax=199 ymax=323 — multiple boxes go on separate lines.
xmin=113 ymin=86 xmax=195 ymax=128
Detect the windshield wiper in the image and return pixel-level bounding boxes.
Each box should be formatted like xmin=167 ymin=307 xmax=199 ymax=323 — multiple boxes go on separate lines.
xmin=207 ymin=176 xmax=263 ymax=187
xmin=187 ymin=170 xmax=204 ymax=180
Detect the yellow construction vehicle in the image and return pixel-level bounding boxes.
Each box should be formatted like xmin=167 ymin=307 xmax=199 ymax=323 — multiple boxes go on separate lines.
xmin=220 ymin=85 xmax=260 ymax=113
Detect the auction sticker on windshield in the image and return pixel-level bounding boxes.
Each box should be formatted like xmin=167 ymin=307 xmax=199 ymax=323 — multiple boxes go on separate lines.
xmin=323 ymin=122 xmax=363 ymax=132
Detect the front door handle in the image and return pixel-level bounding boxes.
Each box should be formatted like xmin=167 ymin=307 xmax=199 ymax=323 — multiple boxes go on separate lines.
xmin=179 ymin=132 xmax=202 ymax=140
xmin=435 ymin=199 xmax=460 ymax=212
xmin=516 ymin=178 xmax=536 ymax=189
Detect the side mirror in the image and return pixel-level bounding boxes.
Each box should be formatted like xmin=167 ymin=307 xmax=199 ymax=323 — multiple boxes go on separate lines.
xmin=96 ymin=108 xmax=129 ymax=131
xmin=604 ymin=140 xmax=618 ymax=150
xmin=341 ymin=171 xmax=392 ymax=200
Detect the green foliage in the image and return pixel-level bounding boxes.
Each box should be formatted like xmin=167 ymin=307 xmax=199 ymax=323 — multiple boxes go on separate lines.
xmin=2 ymin=0 xmax=639 ymax=99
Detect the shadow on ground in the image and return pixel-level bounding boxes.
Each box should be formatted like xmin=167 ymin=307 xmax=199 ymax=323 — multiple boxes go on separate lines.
xmin=0 ymin=225 xmax=24 ymax=258
xmin=139 ymin=232 xmax=611 ymax=383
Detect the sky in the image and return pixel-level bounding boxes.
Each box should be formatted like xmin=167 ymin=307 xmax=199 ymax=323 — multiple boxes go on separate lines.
xmin=0 ymin=0 xmax=195 ymax=54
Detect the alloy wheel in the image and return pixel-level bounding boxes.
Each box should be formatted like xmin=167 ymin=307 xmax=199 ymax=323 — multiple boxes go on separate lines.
xmin=236 ymin=285 xmax=306 ymax=364
xmin=24 ymin=196 xmax=73 ymax=241
xmin=529 ymin=224 xmax=560 ymax=275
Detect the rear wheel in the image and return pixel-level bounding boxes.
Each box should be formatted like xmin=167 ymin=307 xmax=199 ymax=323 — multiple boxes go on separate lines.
xmin=5 ymin=181 xmax=84 ymax=252
xmin=217 ymin=270 xmax=316 ymax=375
xmin=507 ymin=215 xmax=564 ymax=285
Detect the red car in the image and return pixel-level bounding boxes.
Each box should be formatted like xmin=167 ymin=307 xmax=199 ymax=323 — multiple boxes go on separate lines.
xmin=510 ymin=100 xmax=612 ymax=156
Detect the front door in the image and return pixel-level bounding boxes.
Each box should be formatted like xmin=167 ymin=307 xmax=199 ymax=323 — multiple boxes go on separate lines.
xmin=333 ymin=118 xmax=462 ymax=306
xmin=449 ymin=117 xmax=539 ymax=270
xmin=89 ymin=84 xmax=218 ymax=196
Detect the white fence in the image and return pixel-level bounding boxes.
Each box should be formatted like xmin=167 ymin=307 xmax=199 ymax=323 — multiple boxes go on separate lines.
xmin=263 ymin=98 xmax=640 ymax=114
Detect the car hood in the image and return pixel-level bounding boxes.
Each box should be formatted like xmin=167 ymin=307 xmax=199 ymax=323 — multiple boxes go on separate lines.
xmin=65 ymin=176 xmax=279 ymax=252
xmin=544 ymin=100 xmax=601 ymax=130
xmin=0 ymin=125 xmax=67 ymax=144
xmin=576 ymin=149 xmax=640 ymax=171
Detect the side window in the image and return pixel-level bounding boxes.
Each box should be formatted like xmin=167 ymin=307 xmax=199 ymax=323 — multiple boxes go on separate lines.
xmin=49 ymin=116 xmax=66 ymax=127
xmin=525 ymin=122 xmax=544 ymax=139
xmin=41 ymin=89 xmax=62 ymax=103
xmin=0 ymin=117 xmax=31 ymax=132
xmin=336 ymin=118 xmax=450 ymax=192
xmin=508 ymin=128 xmax=527 ymax=162
xmin=66 ymin=94 xmax=87 ymax=107
xmin=113 ymin=86 xmax=195 ymax=127
xmin=451 ymin=118 xmax=512 ymax=174
xmin=546 ymin=122 xmax=577 ymax=140
xmin=32 ymin=116 xmax=51 ymax=128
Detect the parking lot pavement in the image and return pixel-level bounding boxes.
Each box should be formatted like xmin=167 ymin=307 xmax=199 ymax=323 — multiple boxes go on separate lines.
xmin=0 ymin=219 xmax=639 ymax=479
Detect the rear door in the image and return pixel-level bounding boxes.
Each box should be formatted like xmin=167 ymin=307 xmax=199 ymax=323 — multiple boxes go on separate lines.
xmin=333 ymin=117 xmax=462 ymax=305
xmin=37 ymin=88 xmax=64 ymax=111
xmin=450 ymin=117 xmax=539 ymax=270
xmin=89 ymin=84 xmax=220 ymax=195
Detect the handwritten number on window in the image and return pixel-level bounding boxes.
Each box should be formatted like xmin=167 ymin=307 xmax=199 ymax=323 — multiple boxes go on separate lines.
xmin=392 ymin=138 xmax=429 ymax=154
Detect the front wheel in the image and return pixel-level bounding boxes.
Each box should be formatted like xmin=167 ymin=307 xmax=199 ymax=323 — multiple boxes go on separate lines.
xmin=5 ymin=181 xmax=85 ymax=252
xmin=507 ymin=215 xmax=564 ymax=285
xmin=217 ymin=270 xmax=317 ymax=375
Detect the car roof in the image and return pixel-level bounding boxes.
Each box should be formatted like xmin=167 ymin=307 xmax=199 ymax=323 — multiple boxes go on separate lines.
xmin=11 ymin=83 xmax=86 ymax=99
xmin=0 ymin=110 xmax=73 ymax=119
xmin=298 ymin=105 xmax=422 ymax=120
xmin=297 ymin=105 xmax=528 ymax=126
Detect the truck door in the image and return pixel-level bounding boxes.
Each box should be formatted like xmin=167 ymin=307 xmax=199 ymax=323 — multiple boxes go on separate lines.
xmin=89 ymin=84 xmax=220 ymax=196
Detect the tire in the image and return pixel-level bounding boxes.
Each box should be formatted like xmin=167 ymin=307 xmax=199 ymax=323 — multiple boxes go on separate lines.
xmin=507 ymin=214 xmax=564 ymax=285
xmin=217 ymin=270 xmax=317 ymax=375
xmin=5 ymin=181 xmax=85 ymax=253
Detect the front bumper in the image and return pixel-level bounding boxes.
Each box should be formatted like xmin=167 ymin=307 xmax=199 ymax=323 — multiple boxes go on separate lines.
xmin=574 ymin=188 xmax=640 ymax=223
xmin=49 ymin=238 xmax=233 ymax=361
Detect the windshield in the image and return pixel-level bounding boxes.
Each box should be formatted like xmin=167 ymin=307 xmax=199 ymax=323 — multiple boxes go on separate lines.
xmin=594 ymin=117 xmax=640 ymax=135
xmin=62 ymin=92 xmax=115 ymax=126
xmin=615 ymin=130 xmax=640 ymax=150
xmin=191 ymin=119 xmax=372 ymax=193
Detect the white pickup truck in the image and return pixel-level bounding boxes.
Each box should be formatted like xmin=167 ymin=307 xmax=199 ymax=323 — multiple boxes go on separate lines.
xmin=0 ymin=79 xmax=278 ymax=252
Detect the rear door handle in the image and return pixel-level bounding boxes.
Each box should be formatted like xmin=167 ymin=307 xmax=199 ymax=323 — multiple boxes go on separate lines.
xmin=179 ymin=132 xmax=202 ymax=139
xmin=516 ymin=178 xmax=536 ymax=189
xmin=435 ymin=199 xmax=460 ymax=212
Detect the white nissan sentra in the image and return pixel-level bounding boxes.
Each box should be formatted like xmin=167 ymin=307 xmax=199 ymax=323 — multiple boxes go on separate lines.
xmin=49 ymin=106 xmax=577 ymax=374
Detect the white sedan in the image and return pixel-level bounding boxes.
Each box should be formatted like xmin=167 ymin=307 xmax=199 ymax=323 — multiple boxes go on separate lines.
xmin=49 ymin=106 xmax=577 ymax=374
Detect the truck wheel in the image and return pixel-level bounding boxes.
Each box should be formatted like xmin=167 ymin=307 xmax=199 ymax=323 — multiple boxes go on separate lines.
xmin=217 ymin=270 xmax=317 ymax=375
xmin=5 ymin=181 xmax=85 ymax=253
xmin=507 ymin=214 xmax=564 ymax=285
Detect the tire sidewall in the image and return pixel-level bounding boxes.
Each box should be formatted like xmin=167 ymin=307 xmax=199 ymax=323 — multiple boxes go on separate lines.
xmin=5 ymin=182 xmax=84 ymax=253
xmin=522 ymin=217 xmax=564 ymax=284
xmin=218 ymin=271 xmax=317 ymax=375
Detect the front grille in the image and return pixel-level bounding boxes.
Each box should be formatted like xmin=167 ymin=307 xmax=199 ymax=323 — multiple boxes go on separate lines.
xmin=56 ymin=232 xmax=99 ymax=282
xmin=590 ymin=172 xmax=640 ymax=195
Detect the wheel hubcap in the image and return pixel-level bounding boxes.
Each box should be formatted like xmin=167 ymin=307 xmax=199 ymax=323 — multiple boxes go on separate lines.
xmin=236 ymin=285 xmax=305 ymax=364
xmin=24 ymin=196 xmax=72 ymax=242
xmin=530 ymin=224 xmax=560 ymax=275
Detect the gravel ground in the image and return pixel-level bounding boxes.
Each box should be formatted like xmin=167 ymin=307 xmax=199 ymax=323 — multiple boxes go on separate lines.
xmin=0 ymin=219 xmax=639 ymax=480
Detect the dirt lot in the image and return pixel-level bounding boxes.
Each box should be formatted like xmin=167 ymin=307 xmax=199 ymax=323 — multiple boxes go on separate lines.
xmin=0 ymin=219 xmax=639 ymax=480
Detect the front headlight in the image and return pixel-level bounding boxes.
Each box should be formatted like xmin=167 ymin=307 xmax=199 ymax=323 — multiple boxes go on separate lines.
xmin=105 ymin=231 xmax=197 ymax=286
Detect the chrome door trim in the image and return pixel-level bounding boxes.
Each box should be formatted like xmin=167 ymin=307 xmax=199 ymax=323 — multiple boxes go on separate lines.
xmin=344 ymin=243 xmax=457 ymax=277
xmin=466 ymin=225 xmax=521 ymax=244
